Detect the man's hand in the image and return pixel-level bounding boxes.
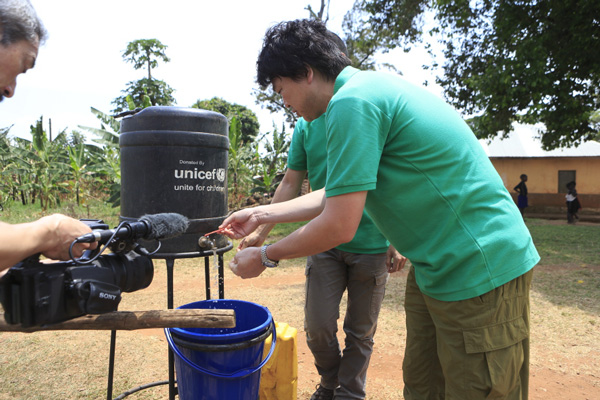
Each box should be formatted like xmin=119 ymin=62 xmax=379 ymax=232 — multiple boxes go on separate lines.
xmin=237 ymin=230 xmax=266 ymax=251
xmin=386 ymin=245 xmax=407 ymax=273
xmin=0 ymin=214 xmax=99 ymax=271
xmin=39 ymin=214 xmax=97 ymax=260
xmin=219 ymin=208 xmax=263 ymax=240
xmin=229 ymin=247 xmax=266 ymax=279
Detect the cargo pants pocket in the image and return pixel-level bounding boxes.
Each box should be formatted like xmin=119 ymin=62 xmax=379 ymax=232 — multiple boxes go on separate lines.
xmin=462 ymin=316 xmax=528 ymax=399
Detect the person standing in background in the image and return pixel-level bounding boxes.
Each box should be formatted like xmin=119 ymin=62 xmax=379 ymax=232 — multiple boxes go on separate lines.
xmin=566 ymin=181 xmax=581 ymax=224
xmin=514 ymin=174 xmax=529 ymax=218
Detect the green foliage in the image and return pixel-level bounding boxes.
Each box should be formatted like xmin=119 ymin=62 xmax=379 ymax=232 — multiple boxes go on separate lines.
xmin=0 ymin=198 xmax=120 ymax=227
xmin=225 ymin=117 xmax=290 ymax=209
xmin=268 ymin=221 xmax=309 ymax=239
xmin=122 ymin=38 xmax=170 ymax=80
xmin=2 ymin=35 xmax=290 ymax=214
xmin=191 ymin=97 xmax=260 ymax=143
xmin=67 ymin=140 xmax=99 ymax=207
xmin=112 ymin=78 xmax=175 ymax=114
xmin=20 ymin=117 xmax=70 ymax=210
xmin=249 ymin=124 xmax=290 ymax=198
xmin=227 ymin=117 xmax=255 ymax=209
xmin=0 ymin=115 xmax=116 ymax=212
xmin=356 ymin=0 xmax=600 ymax=149
xmin=259 ymin=123 xmax=290 ymax=178
xmin=251 ymin=164 xmax=279 ymax=195
xmin=79 ymin=108 xmax=122 ymax=208
xmin=112 ymin=38 xmax=175 ymax=114
xmin=342 ymin=0 xmax=416 ymax=72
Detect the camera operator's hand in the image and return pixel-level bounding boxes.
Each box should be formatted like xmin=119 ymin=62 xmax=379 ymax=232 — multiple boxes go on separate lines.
xmin=0 ymin=214 xmax=97 ymax=271
xmin=38 ymin=214 xmax=98 ymax=261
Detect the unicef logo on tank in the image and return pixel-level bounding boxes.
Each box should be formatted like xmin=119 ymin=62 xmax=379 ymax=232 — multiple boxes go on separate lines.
xmin=216 ymin=168 xmax=226 ymax=182
xmin=174 ymin=167 xmax=226 ymax=182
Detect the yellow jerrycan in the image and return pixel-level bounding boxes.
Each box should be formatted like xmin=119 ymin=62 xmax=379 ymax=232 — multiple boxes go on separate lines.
xmin=259 ymin=322 xmax=298 ymax=400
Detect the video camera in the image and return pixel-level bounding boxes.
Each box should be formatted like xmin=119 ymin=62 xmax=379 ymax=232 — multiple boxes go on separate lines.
xmin=0 ymin=213 xmax=189 ymax=328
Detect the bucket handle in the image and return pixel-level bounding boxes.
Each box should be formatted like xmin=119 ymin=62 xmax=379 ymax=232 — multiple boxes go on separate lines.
xmin=171 ymin=325 xmax=272 ymax=353
xmin=164 ymin=319 xmax=276 ymax=380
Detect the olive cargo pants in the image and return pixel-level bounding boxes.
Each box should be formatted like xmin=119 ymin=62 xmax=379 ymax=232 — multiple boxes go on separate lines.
xmin=403 ymin=266 xmax=533 ymax=400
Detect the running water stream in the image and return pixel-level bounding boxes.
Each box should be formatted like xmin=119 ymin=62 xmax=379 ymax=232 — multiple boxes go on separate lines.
xmin=198 ymin=235 xmax=220 ymax=299
xmin=210 ymin=241 xmax=219 ymax=299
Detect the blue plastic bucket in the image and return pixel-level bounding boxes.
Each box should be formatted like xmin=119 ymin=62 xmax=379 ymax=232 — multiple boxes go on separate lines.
xmin=165 ymin=299 xmax=276 ymax=400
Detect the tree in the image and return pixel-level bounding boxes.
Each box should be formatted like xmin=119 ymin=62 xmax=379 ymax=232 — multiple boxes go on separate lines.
xmin=112 ymin=78 xmax=175 ymax=114
xmin=191 ymin=97 xmax=260 ymax=143
xmin=355 ymin=0 xmax=600 ymax=149
xmin=112 ymin=39 xmax=176 ymax=114
xmin=122 ymin=39 xmax=170 ymax=80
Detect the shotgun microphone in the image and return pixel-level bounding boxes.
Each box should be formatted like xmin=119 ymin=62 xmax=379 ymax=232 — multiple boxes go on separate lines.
xmin=75 ymin=213 xmax=189 ymax=245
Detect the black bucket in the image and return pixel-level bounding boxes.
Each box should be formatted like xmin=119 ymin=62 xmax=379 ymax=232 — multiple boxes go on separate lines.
xmin=119 ymin=106 xmax=229 ymax=256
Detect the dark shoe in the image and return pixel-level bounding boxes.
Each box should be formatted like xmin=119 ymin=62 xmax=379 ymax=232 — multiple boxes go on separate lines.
xmin=310 ymin=384 xmax=334 ymax=400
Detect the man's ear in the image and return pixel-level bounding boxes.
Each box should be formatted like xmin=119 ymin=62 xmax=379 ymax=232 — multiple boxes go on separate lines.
xmin=305 ymin=65 xmax=314 ymax=84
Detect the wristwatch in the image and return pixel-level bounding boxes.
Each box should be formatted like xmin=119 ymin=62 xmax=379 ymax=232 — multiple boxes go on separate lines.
xmin=260 ymin=244 xmax=279 ymax=268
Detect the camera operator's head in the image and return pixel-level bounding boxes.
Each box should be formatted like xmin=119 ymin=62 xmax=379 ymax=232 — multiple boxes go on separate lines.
xmin=0 ymin=0 xmax=47 ymax=101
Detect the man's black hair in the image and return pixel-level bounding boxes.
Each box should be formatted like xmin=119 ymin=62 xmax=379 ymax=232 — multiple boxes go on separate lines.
xmin=326 ymin=30 xmax=347 ymax=56
xmin=256 ymin=19 xmax=351 ymax=88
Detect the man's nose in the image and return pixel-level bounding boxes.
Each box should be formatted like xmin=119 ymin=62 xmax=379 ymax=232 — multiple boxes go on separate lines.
xmin=2 ymin=83 xmax=16 ymax=98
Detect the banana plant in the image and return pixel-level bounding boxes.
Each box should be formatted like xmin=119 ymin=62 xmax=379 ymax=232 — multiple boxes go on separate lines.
xmin=67 ymin=142 xmax=90 ymax=206
xmin=227 ymin=117 xmax=255 ymax=208
xmin=79 ymin=108 xmax=122 ymax=207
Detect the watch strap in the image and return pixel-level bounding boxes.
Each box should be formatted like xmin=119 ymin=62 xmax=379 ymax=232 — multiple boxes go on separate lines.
xmin=260 ymin=244 xmax=279 ymax=268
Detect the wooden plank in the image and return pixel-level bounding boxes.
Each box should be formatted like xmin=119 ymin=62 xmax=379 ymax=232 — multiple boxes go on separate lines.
xmin=0 ymin=309 xmax=235 ymax=332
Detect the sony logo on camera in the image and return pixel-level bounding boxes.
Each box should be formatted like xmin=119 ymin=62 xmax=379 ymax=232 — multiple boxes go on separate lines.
xmin=99 ymin=292 xmax=118 ymax=301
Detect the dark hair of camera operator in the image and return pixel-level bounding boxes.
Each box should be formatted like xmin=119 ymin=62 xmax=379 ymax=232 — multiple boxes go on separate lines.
xmin=0 ymin=2 xmax=97 ymax=271
xmin=0 ymin=0 xmax=47 ymax=101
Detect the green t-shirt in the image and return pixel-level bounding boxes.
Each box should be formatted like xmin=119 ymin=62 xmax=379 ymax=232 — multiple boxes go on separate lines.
xmin=288 ymin=116 xmax=389 ymax=254
xmin=324 ymin=67 xmax=540 ymax=301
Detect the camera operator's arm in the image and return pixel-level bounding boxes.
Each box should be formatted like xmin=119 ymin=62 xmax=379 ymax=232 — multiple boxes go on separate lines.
xmin=0 ymin=214 xmax=96 ymax=271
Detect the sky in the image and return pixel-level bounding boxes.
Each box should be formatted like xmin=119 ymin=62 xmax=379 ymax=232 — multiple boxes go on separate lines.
xmin=0 ymin=0 xmax=443 ymax=142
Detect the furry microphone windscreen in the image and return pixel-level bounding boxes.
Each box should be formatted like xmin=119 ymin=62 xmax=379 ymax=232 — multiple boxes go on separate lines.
xmin=140 ymin=213 xmax=190 ymax=240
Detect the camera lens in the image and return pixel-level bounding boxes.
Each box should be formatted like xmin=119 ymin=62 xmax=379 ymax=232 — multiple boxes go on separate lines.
xmin=96 ymin=252 xmax=154 ymax=292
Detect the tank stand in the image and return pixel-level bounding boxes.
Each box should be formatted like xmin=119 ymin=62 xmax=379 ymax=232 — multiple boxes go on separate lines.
xmin=106 ymin=252 xmax=227 ymax=400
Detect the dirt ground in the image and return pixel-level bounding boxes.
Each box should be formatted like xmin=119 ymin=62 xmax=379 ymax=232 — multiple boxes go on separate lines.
xmin=223 ymin=267 xmax=599 ymax=400
xmin=0 ymin=218 xmax=597 ymax=399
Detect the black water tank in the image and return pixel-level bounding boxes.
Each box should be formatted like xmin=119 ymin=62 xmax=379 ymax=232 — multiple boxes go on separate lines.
xmin=119 ymin=106 xmax=229 ymax=256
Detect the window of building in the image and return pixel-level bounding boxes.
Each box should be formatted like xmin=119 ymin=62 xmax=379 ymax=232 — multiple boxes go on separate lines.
xmin=558 ymin=170 xmax=576 ymax=193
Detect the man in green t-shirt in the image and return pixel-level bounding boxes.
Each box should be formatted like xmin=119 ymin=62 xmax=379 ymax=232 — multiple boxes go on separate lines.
xmin=220 ymin=19 xmax=540 ymax=400
xmin=240 ymin=115 xmax=405 ymax=400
